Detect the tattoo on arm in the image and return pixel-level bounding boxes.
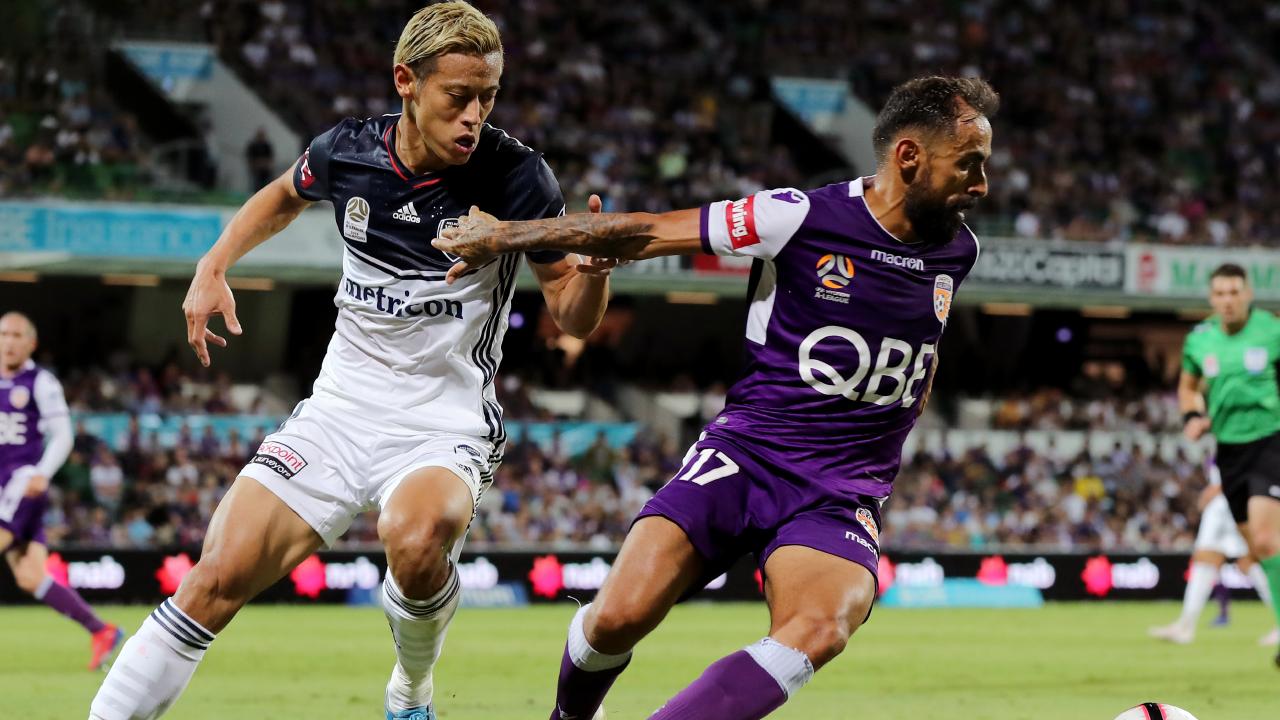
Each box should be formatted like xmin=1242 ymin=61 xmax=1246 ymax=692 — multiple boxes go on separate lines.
xmin=501 ymin=214 xmax=656 ymax=259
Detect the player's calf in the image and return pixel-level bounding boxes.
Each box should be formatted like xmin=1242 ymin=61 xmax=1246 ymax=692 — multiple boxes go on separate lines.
xmin=171 ymin=552 xmax=261 ymax=632
xmin=378 ymin=468 xmax=475 ymax=715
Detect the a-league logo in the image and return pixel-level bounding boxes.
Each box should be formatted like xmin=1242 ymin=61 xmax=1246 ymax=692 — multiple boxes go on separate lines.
xmin=344 ymin=196 xmax=370 ymax=243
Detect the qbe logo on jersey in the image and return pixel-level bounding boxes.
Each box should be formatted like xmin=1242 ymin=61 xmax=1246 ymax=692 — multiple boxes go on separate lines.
xmin=250 ymin=441 xmax=308 ymax=480
xmin=344 ymin=196 xmax=370 ymax=243
xmin=933 ymin=274 xmax=954 ymax=324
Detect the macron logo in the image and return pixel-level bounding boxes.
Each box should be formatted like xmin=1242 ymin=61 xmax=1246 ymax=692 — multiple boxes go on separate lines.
xmin=393 ymin=202 xmax=421 ymax=223
xmin=870 ymin=249 xmax=925 ymax=271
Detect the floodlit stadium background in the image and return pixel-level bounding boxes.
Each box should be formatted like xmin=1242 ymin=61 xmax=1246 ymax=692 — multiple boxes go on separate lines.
xmin=3 ymin=2 xmax=1280 ymax=718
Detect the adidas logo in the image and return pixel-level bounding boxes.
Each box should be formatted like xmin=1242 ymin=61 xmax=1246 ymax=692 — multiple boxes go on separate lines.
xmin=393 ymin=202 xmax=421 ymax=223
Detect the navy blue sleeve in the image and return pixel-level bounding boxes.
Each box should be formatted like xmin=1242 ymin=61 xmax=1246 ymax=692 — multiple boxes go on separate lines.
xmin=499 ymin=155 xmax=567 ymax=264
xmin=291 ymin=121 xmax=346 ymax=202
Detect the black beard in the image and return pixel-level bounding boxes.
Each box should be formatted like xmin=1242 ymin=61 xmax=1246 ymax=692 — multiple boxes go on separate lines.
xmin=903 ymin=182 xmax=965 ymax=246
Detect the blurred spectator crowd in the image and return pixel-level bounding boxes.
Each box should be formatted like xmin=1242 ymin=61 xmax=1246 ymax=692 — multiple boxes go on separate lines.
xmin=889 ymin=442 xmax=1203 ymax=552
xmin=11 ymin=0 xmax=1280 ymax=246
xmin=765 ymin=0 xmax=1280 ymax=245
xmin=43 ymin=383 xmax=1209 ymax=554
xmin=0 ymin=4 xmax=150 ymax=198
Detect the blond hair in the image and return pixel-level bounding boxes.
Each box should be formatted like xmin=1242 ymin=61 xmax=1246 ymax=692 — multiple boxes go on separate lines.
xmin=394 ymin=2 xmax=502 ymax=76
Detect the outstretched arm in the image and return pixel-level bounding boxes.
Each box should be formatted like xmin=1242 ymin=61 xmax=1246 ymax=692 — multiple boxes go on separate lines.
xmin=527 ymin=195 xmax=615 ymax=339
xmin=434 ymin=206 xmax=702 ymax=284
xmin=183 ymin=163 xmax=312 ymax=366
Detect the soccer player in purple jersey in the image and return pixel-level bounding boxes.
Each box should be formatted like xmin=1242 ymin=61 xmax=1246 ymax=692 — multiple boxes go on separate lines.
xmin=0 ymin=312 xmax=124 ymax=670
xmin=438 ymin=76 xmax=998 ymax=719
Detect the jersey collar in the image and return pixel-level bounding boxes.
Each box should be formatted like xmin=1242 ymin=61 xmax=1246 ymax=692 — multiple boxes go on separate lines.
xmin=383 ymin=119 xmax=443 ymax=190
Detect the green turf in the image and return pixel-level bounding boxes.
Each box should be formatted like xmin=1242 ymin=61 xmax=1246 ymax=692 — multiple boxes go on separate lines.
xmin=2 ymin=601 xmax=1275 ymax=719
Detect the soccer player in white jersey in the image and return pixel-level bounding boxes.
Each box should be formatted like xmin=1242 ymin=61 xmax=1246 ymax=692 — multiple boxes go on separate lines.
xmin=1150 ymin=462 xmax=1279 ymax=646
xmin=89 ymin=5 xmax=612 ymax=719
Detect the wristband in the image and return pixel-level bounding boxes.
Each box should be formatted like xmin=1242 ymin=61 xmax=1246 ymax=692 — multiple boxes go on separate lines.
xmin=1182 ymin=411 xmax=1205 ymax=425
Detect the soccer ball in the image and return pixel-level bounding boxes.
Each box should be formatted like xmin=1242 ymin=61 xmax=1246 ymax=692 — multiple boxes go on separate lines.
xmin=1113 ymin=703 xmax=1199 ymax=720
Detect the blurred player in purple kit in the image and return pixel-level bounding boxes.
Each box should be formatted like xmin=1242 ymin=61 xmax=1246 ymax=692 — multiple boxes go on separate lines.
xmin=438 ymin=76 xmax=998 ymax=719
xmin=0 ymin=311 xmax=124 ymax=670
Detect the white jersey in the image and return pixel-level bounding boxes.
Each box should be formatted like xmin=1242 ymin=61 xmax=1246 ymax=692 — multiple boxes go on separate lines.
xmin=313 ymin=247 xmax=522 ymax=440
xmin=292 ymin=116 xmax=567 ymax=444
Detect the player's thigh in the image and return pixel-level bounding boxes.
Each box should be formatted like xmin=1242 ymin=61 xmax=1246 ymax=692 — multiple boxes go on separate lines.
xmin=763 ymin=545 xmax=876 ymax=670
xmin=174 ymin=475 xmax=323 ymax=631
xmin=379 ymin=465 xmax=475 ymax=548
xmin=587 ymin=515 xmax=705 ymax=653
xmin=0 ymin=526 xmax=11 ymax=555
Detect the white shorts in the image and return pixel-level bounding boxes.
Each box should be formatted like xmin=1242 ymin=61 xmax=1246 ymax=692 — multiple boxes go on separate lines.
xmin=1194 ymin=493 xmax=1249 ymax=559
xmin=240 ymin=391 xmax=499 ymax=546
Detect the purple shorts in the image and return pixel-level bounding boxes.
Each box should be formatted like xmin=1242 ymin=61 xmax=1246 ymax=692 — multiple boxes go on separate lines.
xmin=0 ymin=493 xmax=48 ymax=550
xmin=636 ymin=434 xmax=883 ymax=596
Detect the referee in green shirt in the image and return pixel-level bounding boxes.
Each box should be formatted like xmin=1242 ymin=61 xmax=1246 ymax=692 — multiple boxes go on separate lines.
xmin=1180 ymin=263 xmax=1280 ymax=667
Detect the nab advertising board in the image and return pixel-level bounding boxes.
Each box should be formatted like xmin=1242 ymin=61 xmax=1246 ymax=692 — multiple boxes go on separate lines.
xmin=0 ymin=550 xmax=1265 ymax=605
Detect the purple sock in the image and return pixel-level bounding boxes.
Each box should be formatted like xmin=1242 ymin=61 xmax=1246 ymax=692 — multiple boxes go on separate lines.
xmin=35 ymin=576 xmax=106 ymax=634
xmin=551 ymin=644 xmax=630 ymax=720
xmin=649 ymin=650 xmax=786 ymax=720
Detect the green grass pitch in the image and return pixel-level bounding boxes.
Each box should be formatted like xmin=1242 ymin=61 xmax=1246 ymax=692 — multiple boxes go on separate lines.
xmin=2 ymin=601 xmax=1275 ymax=719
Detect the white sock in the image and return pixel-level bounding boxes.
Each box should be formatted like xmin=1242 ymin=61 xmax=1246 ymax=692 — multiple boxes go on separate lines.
xmin=746 ymin=637 xmax=814 ymax=699
xmin=567 ymin=603 xmax=631 ymax=671
xmin=1177 ymin=562 xmax=1218 ymax=630
xmin=89 ymin=598 xmax=214 ymax=720
xmin=1249 ymin=564 xmax=1275 ymax=608
xmin=382 ymin=564 xmax=462 ymax=711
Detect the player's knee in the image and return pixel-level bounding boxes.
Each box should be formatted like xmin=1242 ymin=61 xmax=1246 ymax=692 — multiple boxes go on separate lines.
xmin=780 ymin=614 xmax=850 ymax=668
xmin=183 ymin=553 xmax=257 ymax=607
xmin=1251 ymin=528 xmax=1280 ymax=558
xmin=586 ymin=598 xmax=658 ymax=650
xmin=14 ymin=568 xmax=44 ymax=594
xmin=381 ymin=513 xmax=466 ymax=595
xmin=380 ymin=510 xmax=464 ymax=561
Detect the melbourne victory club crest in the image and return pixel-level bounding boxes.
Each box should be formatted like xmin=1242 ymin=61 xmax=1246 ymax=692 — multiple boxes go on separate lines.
xmin=343 ymin=196 xmax=370 ymax=243
xmin=437 ymin=218 xmax=463 ymax=263
xmin=933 ymin=274 xmax=954 ymax=324
xmin=8 ymin=385 xmax=29 ymax=410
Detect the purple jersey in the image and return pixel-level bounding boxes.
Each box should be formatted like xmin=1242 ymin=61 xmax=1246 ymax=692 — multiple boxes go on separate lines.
xmin=698 ymin=178 xmax=979 ymax=498
xmin=0 ymin=361 xmax=68 ymax=545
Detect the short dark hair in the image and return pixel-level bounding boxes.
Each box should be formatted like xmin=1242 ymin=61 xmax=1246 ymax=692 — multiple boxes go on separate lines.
xmin=1210 ymin=263 xmax=1248 ymax=282
xmin=872 ymin=76 xmax=1000 ymax=161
